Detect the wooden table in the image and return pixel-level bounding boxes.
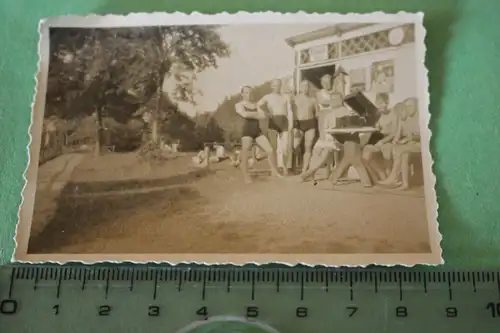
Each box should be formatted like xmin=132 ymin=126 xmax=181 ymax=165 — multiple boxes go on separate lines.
xmin=325 ymin=127 xmax=378 ymax=187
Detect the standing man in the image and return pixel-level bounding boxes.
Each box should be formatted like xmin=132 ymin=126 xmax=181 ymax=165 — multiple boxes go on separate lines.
xmin=257 ymin=79 xmax=294 ymax=175
xmin=293 ymin=80 xmax=318 ymax=175
xmin=235 ymin=86 xmax=282 ymax=184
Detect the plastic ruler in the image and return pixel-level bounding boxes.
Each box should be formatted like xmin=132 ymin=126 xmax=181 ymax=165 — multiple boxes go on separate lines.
xmin=1 ymin=265 xmax=500 ymax=332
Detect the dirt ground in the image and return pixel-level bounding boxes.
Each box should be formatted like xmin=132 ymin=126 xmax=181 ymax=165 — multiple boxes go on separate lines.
xmin=27 ymin=152 xmax=431 ymax=254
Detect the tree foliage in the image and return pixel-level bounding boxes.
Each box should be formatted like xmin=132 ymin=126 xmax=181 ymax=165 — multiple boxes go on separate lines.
xmin=45 ymin=25 xmax=230 ymax=122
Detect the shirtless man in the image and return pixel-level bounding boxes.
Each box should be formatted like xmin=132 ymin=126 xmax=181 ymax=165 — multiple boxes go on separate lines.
xmin=362 ymin=93 xmax=399 ymax=180
xmin=379 ymin=97 xmax=420 ymax=190
xmin=258 ymin=79 xmax=294 ymax=175
xmin=236 ymin=86 xmax=282 ymax=184
xmin=293 ymin=80 xmax=318 ymax=174
xmin=298 ymin=74 xmax=344 ymax=182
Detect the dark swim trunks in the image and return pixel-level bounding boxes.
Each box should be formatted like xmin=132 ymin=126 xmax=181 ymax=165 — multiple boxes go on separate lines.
xmin=268 ymin=115 xmax=289 ymax=133
xmin=294 ymin=118 xmax=317 ymax=132
xmin=242 ymin=119 xmax=262 ymax=139
xmin=240 ymin=106 xmax=262 ymax=139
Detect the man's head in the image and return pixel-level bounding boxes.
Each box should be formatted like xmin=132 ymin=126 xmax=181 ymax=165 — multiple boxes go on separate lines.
xmin=320 ymin=74 xmax=332 ymax=90
xmin=299 ymin=80 xmax=310 ymax=95
xmin=241 ymin=86 xmax=253 ymax=101
xmin=375 ymin=93 xmax=389 ymax=113
xmin=271 ymin=79 xmax=282 ymax=94
xmin=404 ymin=97 xmax=418 ymax=117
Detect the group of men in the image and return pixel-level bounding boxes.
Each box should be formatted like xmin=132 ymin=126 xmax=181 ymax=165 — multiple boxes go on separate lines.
xmin=233 ymin=71 xmax=421 ymax=189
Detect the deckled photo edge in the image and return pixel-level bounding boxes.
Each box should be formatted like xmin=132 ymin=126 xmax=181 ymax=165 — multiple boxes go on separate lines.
xmin=34 ymin=11 xmax=423 ymax=28
xmin=413 ymin=18 xmax=443 ymax=265
xmin=15 ymin=253 xmax=441 ymax=267
xmin=13 ymin=18 xmax=51 ymax=262
xmin=13 ymin=11 xmax=441 ymax=267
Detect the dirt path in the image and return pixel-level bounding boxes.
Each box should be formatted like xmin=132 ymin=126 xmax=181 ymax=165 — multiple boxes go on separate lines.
xmin=28 ymin=153 xmax=431 ymax=255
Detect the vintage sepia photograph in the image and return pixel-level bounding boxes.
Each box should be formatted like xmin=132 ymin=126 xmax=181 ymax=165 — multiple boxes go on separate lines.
xmin=15 ymin=12 xmax=441 ymax=265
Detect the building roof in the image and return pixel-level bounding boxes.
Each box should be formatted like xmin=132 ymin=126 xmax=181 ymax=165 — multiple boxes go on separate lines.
xmin=285 ymin=23 xmax=374 ymax=47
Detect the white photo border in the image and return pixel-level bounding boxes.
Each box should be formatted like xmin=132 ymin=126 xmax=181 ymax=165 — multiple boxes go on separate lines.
xmin=13 ymin=11 xmax=442 ymax=267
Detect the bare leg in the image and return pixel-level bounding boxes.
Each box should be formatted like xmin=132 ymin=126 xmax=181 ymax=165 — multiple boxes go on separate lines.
xmin=381 ymin=143 xmax=394 ymax=176
xmin=302 ymin=129 xmax=316 ymax=174
xmin=379 ymin=146 xmax=403 ymax=185
xmin=280 ymin=130 xmax=290 ymax=175
xmin=362 ymin=145 xmax=386 ymax=180
xmin=300 ymin=148 xmax=331 ymax=181
xmin=240 ymin=137 xmax=254 ymax=184
xmin=255 ymin=135 xmax=282 ymax=178
xmin=397 ymin=152 xmax=411 ymax=190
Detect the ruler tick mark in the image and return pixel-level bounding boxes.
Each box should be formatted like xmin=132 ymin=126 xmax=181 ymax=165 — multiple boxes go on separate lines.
xmin=226 ymin=276 xmax=231 ymax=293
xmin=177 ymin=273 xmax=183 ymax=292
xmin=497 ymin=272 xmax=500 ymax=300
xmin=104 ymin=273 xmax=110 ymax=299
xmin=374 ymin=273 xmax=378 ymax=293
xmin=8 ymin=269 xmax=15 ymax=298
xmin=325 ymin=276 xmax=329 ymax=293
xmin=56 ymin=273 xmax=62 ymax=299
xmin=153 ymin=274 xmax=158 ymax=300
xmin=129 ymin=272 xmax=135 ymax=291
xmin=349 ymin=276 xmax=353 ymax=301
xmin=447 ymin=276 xmax=453 ymax=301
xmin=423 ymin=273 xmax=427 ymax=293
xmin=300 ymin=274 xmax=304 ymax=301
xmin=201 ymin=272 xmax=207 ymax=301
xmin=81 ymin=273 xmax=87 ymax=291
xmin=251 ymin=272 xmax=256 ymax=301
xmin=398 ymin=273 xmax=403 ymax=301
xmin=33 ymin=271 xmax=39 ymax=291
xmin=276 ymin=275 xmax=280 ymax=293
xmin=472 ymin=273 xmax=477 ymax=292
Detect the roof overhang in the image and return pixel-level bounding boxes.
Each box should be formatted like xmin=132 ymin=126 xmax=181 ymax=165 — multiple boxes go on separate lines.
xmin=285 ymin=23 xmax=375 ymax=47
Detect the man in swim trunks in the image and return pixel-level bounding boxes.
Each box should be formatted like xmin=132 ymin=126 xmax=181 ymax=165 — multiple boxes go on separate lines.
xmin=257 ymin=79 xmax=294 ymax=175
xmin=235 ymin=86 xmax=282 ymax=184
xmin=293 ymin=80 xmax=318 ymax=174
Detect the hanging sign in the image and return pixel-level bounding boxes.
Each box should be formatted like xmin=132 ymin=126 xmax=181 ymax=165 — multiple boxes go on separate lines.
xmin=308 ymin=44 xmax=328 ymax=63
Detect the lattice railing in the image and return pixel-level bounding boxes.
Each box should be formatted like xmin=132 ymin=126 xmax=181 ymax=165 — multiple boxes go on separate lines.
xmin=298 ymin=24 xmax=415 ymax=65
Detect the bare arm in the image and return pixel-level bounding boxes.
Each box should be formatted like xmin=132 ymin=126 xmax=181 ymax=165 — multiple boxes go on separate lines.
xmin=313 ymin=97 xmax=319 ymax=118
xmin=379 ymin=114 xmax=399 ymax=144
xmin=235 ymin=103 xmax=260 ymax=120
xmin=392 ymin=118 xmax=403 ymax=143
xmin=256 ymin=95 xmax=268 ymax=110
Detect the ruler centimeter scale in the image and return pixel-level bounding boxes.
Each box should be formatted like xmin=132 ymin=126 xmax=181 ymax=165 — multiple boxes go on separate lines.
xmin=1 ymin=265 xmax=500 ymax=333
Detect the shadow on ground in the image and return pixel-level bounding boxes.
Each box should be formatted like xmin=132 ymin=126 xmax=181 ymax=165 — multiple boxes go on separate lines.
xmin=63 ymin=168 xmax=214 ymax=194
xmin=27 ymin=169 xmax=214 ymax=253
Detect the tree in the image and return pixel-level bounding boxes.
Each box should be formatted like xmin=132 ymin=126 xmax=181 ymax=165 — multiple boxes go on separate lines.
xmin=46 ymin=25 xmax=230 ymax=155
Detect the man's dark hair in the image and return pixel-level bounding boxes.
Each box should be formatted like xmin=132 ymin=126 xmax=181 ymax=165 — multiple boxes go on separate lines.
xmin=241 ymin=85 xmax=252 ymax=93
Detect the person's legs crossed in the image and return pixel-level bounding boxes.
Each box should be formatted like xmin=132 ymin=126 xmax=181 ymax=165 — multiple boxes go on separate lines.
xmin=255 ymin=135 xmax=282 ymax=177
xmin=302 ymin=128 xmax=316 ymax=173
xmin=300 ymin=146 xmax=332 ymax=181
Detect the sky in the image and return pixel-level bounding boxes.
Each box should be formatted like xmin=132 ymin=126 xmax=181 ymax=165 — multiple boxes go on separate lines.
xmin=180 ymin=23 xmax=329 ymax=116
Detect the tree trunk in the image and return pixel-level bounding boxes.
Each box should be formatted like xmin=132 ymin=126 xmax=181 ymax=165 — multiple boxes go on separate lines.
xmin=94 ymin=107 xmax=104 ymax=157
xmin=151 ymin=71 xmax=166 ymax=144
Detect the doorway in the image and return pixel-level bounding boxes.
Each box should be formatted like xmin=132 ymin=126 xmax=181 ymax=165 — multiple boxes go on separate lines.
xmin=299 ymin=64 xmax=336 ymax=95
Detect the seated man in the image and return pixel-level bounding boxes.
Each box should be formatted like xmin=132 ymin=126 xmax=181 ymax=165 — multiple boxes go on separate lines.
xmin=379 ymin=97 xmax=420 ymax=190
xmin=298 ymin=107 xmax=341 ymax=182
xmin=362 ymin=93 xmax=399 ymax=181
